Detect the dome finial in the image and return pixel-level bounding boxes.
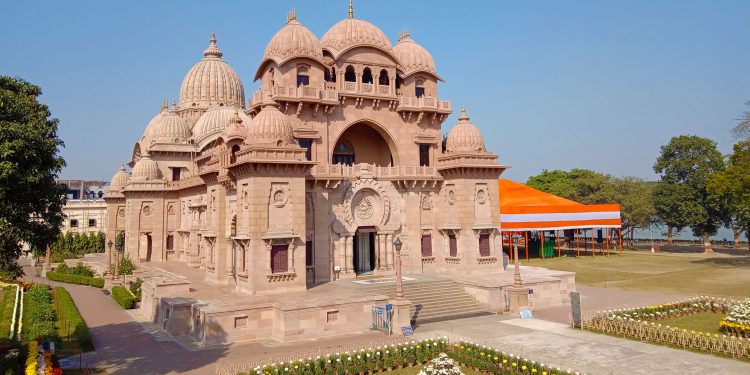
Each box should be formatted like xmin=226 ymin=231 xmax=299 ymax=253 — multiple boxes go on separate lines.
xmin=287 ymin=8 xmax=297 ymax=24
xmin=459 ymin=106 xmax=469 ymax=121
xmin=171 ymin=99 xmax=178 ymax=111
xmin=203 ymin=32 xmax=224 ymax=58
xmin=230 ymin=109 xmax=242 ymax=125
xmin=348 ymin=0 xmax=353 ymax=18
xmin=160 ymin=99 xmax=168 ymax=112
xmin=398 ymin=28 xmax=410 ymax=42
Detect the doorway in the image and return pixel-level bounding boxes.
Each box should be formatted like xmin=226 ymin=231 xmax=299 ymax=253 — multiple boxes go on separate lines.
xmin=353 ymin=227 xmax=376 ymax=274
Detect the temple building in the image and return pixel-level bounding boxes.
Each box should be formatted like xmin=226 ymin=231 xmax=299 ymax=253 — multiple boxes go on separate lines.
xmin=105 ymin=8 xmax=508 ymax=296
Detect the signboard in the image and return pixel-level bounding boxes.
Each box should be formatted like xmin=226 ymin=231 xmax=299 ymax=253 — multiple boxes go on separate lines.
xmin=570 ymin=291 xmax=582 ymax=328
xmin=519 ymin=309 xmax=533 ymax=319
xmin=401 ymin=326 xmax=414 ymax=336
xmin=371 ymin=306 xmax=390 ymax=334
xmin=385 ymin=303 xmax=392 ymax=311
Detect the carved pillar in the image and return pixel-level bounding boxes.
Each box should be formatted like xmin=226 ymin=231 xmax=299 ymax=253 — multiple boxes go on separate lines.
xmin=345 ymin=235 xmax=353 ymax=274
xmin=374 ymin=74 xmax=379 ymax=94
xmin=338 ymin=235 xmax=347 ymax=273
xmin=375 ymin=233 xmax=382 ymax=270
xmin=386 ymin=233 xmax=394 ymax=269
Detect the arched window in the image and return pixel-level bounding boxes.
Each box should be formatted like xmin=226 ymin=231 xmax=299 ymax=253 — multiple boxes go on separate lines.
xmin=362 ymin=68 xmax=373 ymax=84
xmin=268 ymin=68 xmax=276 ymax=86
xmin=98 ymin=191 xmax=104 ymax=198
xmin=332 ymin=140 xmax=355 ymax=166
xmin=396 ymin=75 xmax=402 ymax=92
xmin=324 ymin=67 xmax=336 ymax=83
xmin=166 ymin=234 xmax=174 ymax=251
xmin=231 ymin=144 xmax=240 ymax=164
xmin=296 ymin=65 xmax=310 ymax=87
xmin=378 ymin=69 xmax=389 ymax=86
xmin=344 ymin=65 xmax=356 ymax=82
xmin=415 ymin=78 xmax=425 ymax=98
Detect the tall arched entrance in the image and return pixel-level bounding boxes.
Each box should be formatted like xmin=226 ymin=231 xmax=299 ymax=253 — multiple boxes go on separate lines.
xmin=331 ymin=122 xmax=399 ymax=166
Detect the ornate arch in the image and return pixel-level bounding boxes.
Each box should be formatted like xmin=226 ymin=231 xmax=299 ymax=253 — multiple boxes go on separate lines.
xmin=330 ymin=119 xmax=401 ymax=166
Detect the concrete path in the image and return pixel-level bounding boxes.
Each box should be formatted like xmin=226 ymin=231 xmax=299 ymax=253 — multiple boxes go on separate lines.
xmin=22 ymin=266 xmax=750 ymax=375
xmin=414 ymin=314 xmax=750 ymax=375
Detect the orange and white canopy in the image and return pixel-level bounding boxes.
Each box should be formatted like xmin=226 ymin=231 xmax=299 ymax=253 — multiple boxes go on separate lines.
xmin=498 ymin=179 xmax=621 ymax=231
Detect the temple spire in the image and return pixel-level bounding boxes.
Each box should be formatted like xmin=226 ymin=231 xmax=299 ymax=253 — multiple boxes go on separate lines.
xmin=287 ymin=8 xmax=296 ymax=24
xmin=203 ymin=32 xmax=223 ymax=58
xmin=348 ymin=0 xmax=353 ymax=18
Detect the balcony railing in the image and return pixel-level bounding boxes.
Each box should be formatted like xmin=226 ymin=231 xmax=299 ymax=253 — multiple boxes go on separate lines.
xmin=309 ymin=164 xmax=440 ymax=180
xmin=249 ymin=85 xmax=339 ymax=107
xmin=397 ymin=96 xmax=452 ymax=113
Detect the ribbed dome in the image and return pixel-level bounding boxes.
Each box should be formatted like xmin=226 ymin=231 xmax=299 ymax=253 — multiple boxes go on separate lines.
xmin=193 ymin=106 xmax=253 ymax=149
xmin=393 ymin=33 xmax=437 ymax=76
xmin=221 ymin=110 xmax=248 ymax=141
xmin=179 ymin=33 xmax=245 ymax=109
xmin=249 ymin=100 xmax=295 ymax=146
xmin=141 ymin=101 xmax=169 ymax=142
xmin=130 ymin=154 xmax=161 ymax=181
xmin=152 ymin=110 xmax=191 ymax=144
xmin=264 ymin=13 xmax=323 ymax=65
xmin=320 ymin=18 xmax=392 ymax=57
xmin=110 ymin=165 xmax=130 ymax=189
xmin=446 ymin=108 xmax=486 ymax=153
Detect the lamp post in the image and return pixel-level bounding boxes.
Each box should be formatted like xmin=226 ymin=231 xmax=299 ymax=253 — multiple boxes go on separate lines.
xmin=393 ymin=237 xmax=404 ymax=299
xmin=513 ymin=243 xmax=523 ymax=287
xmin=107 ymin=240 xmax=113 ymax=275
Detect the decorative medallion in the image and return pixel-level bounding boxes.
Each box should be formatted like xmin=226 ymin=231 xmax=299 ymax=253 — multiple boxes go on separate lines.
xmin=448 ymin=190 xmax=456 ymax=205
xmin=167 ymin=204 xmax=175 ymax=215
xmin=355 ymin=195 xmax=374 ymax=219
xmin=142 ymin=205 xmax=152 ymax=216
xmin=118 ymin=208 xmax=125 ymax=217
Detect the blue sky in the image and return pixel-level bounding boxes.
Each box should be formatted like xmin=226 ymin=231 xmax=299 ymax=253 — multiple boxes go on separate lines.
xmin=2 ymin=0 xmax=749 ymax=184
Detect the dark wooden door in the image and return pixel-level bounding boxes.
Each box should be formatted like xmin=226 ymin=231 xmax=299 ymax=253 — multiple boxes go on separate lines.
xmin=479 ymin=234 xmax=490 ymax=257
xmin=271 ymin=244 xmax=288 ymax=273
xmin=449 ymin=235 xmax=457 ymax=257
xmin=421 ymin=235 xmax=432 ymax=257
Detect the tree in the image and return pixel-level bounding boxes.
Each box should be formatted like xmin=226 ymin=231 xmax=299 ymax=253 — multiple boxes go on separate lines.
xmin=613 ymin=177 xmax=656 ymax=245
xmin=707 ymin=140 xmax=750 ymax=249
xmin=653 ymin=135 xmax=726 ymax=248
xmin=526 ymin=169 xmax=617 ymax=204
xmin=733 ymin=100 xmax=750 ymax=140
xmin=0 ymin=76 xmax=67 ymax=277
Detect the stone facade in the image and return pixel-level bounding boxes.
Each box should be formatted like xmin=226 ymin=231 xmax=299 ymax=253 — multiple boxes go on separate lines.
xmin=104 ymin=9 xmax=510 ymax=296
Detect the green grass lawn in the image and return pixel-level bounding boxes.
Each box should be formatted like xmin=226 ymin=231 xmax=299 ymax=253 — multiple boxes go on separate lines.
xmin=657 ymin=312 xmax=724 ymax=334
xmin=521 ymin=252 xmax=750 ymax=298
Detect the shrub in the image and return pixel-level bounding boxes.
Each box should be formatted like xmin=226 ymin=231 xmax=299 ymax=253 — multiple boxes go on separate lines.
xmin=53 ymin=287 xmax=93 ymax=351
xmin=55 ymin=262 xmax=96 ymax=277
xmin=45 ymin=272 xmax=104 ymax=288
xmin=129 ymin=278 xmax=142 ymax=302
xmin=118 ymin=256 xmax=136 ymax=275
xmin=23 ymin=285 xmax=58 ymax=342
xmin=111 ymin=286 xmax=135 ymax=309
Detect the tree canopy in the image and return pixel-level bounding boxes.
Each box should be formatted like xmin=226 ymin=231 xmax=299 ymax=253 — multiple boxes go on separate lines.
xmin=733 ymin=100 xmax=750 ymax=140
xmin=0 ymin=76 xmax=67 ymax=277
xmin=707 ymin=140 xmax=750 ymax=244
xmin=653 ymin=135 xmax=726 ymax=242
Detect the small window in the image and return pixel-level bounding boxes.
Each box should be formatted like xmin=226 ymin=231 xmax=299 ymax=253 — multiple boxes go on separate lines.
xmin=332 ymin=140 xmax=355 ymax=166
xmin=70 ymin=219 xmax=78 ymax=228
xmin=88 ymin=219 xmax=96 ymax=228
xmin=171 ymin=167 xmax=181 ymax=182
xmin=344 ymin=65 xmax=356 ymax=82
xmin=98 ymin=191 xmax=104 ymax=198
xmin=298 ymin=139 xmax=313 ymax=161
xmin=166 ymin=234 xmax=174 ymax=251
xmin=421 ymin=234 xmax=432 ymax=257
xmin=296 ymin=66 xmax=309 ymax=87
xmin=305 ymin=240 xmax=313 ymax=267
xmin=449 ymin=234 xmax=457 ymax=257
xmin=271 ymin=244 xmax=289 ymax=273
xmin=231 ymin=144 xmax=240 ymax=164
xmin=415 ymin=79 xmax=425 ymax=98
xmin=479 ymin=233 xmax=490 ymax=257
xmin=419 ymin=144 xmax=430 ymax=166
xmin=379 ymin=69 xmax=389 ymax=85
xmin=362 ymin=68 xmax=373 ymax=84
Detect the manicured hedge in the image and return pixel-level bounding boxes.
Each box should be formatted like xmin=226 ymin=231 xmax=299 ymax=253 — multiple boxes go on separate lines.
xmin=111 ymin=286 xmax=135 ymax=309
xmin=53 ymin=287 xmax=93 ymax=351
xmin=23 ymin=285 xmax=57 ymax=342
xmin=46 ymin=272 xmax=104 ymax=288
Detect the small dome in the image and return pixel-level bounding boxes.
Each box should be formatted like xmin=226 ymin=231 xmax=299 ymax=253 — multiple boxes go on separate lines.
xmin=193 ymin=106 xmax=253 ymax=149
xmin=446 ymin=108 xmax=486 ymax=153
xmin=264 ymin=12 xmax=323 ymax=65
xmin=141 ymin=101 xmax=169 ymax=143
xmin=152 ymin=110 xmax=191 ymax=144
xmin=131 ymin=154 xmax=161 ymax=181
xmin=393 ymin=33 xmax=437 ymax=77
xmin=249 ymin=100 xmax=295 ymax=146
xmin=320 ymin=18 xmax=392 ymax=57
xmin=179 ymin=33 xmax=245 ymax=109
xmin=221 ymin=110 xmax=248 ymax=141
xmin=110 ymin=165 xmax=130 ymax=189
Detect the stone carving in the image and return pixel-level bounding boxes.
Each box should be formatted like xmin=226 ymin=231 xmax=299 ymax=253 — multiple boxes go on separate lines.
xmin=142 ymin=205 xmax=152 ymax=216
xmin=355 ymin=194 xmax=374 ymax=219
xmin=476 ymin=189 xmax=487 ymax=204
xmin=448 ymin=190 xmax=456 ymax=205
xmin=421 ymin=195 xmax=432 ymax=210
xmin=331 ymin=178 xmax=400 ymax=233
xmin=273 ymin=189 xmax=286 ymax=206
xmin=167 ymin=204 xmax=175 ymax=215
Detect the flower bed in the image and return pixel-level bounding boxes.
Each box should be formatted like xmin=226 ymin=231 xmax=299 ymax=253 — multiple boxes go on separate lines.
xmin=230 ymin=338 xmax=582 ymax=375
xmin=22 ymin=285 xmax=58 ymax=342
xmin=111 ymin=286 xmax=135 ymax=309
xmin=585 ymin=296 xmax=750 ymax=358
xmin=45 ymin=272 xmax=104 ymax=288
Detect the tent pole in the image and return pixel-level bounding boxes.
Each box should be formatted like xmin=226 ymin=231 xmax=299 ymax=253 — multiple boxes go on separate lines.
xmin=618 ymin=228 xmax=623 ymax=255
xmin=556 ymin=230 xmax=560 ymax=258
xmin=605 ymin=228 xmax=609 ymax=256
xmin=525 ymin=231 xmax=529 ymax=260
xmin=576 ymin=229 xmax=580 ymax=257
xmin=541 ymin=231 xmax=545 ymax=259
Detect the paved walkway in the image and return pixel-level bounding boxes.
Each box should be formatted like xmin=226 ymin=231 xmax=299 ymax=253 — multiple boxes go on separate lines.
xmin=22 ymin=265 xmax=750 ymax=375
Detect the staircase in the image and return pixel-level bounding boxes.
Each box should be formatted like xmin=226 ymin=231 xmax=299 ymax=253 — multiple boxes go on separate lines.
xmin=365 ymin=279 xmax=491 ymax=325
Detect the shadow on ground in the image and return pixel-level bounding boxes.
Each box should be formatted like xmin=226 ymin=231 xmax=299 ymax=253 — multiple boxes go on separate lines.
xmin=630 ymin=243 xmax=749 ymax=256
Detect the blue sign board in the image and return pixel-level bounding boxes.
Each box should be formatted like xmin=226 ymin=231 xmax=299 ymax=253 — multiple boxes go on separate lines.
xmin=401 ymin=326 xmax=414 ymax=336
xmin=519 ymin=309 xmax=533 ymax=319
xmin=385 ymin=303 xmax=393 ymax=311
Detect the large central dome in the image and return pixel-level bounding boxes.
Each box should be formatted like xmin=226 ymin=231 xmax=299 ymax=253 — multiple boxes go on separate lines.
xmin=320 ymin=18 xmax=393 ymax=58
xmin=179 ymin=33 xmax=245 ymax=109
